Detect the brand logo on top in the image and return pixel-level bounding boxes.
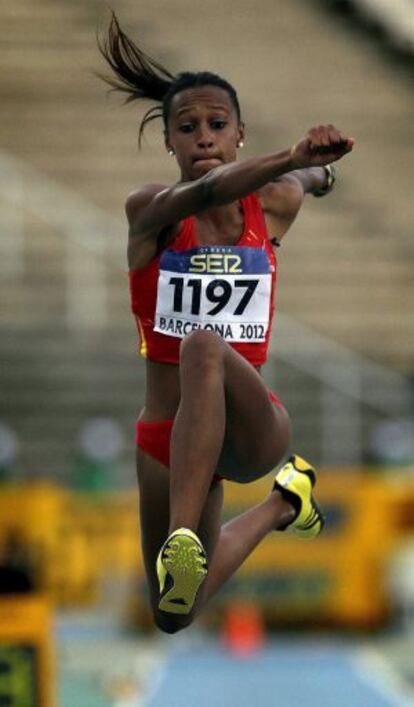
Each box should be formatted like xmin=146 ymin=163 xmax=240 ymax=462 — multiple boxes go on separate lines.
xmin=188 ymin=253 xmax=242 ymax=274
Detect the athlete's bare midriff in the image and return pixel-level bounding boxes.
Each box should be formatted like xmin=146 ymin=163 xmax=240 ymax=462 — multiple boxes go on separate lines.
xmin=141 ymin=358 xmax=261 ymax=422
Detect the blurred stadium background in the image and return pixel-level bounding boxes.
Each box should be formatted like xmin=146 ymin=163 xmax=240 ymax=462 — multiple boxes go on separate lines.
xmin=0 ymin=0 xmax=413 ymax=705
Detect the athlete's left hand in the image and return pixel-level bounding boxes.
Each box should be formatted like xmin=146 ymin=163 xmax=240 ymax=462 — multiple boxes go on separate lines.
xmin=290 ymin=125 xmax=354 ymax=169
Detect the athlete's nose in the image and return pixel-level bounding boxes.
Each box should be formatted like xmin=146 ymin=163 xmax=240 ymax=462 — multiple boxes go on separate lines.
xmin=197 ymin=136 xmax=214 ymax=150
xmin=196 ymin=125 xmax=214 ymax=149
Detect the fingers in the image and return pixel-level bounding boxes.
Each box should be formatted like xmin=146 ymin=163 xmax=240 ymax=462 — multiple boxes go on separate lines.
xmin=290 ymin=125 xmax=354 ymax=169
xmin=308 ymin=124 xmax=354 ymax=155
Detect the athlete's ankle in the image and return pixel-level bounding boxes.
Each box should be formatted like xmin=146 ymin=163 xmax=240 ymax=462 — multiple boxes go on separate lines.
xmin=269 ymin=490 xmax=296 ymax=529
xmin=168 ymin=523 xmax=199 ymax=537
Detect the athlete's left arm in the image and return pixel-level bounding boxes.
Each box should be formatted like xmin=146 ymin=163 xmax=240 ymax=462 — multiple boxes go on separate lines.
xmin=259 ymin=166 xmax=333 ymax=241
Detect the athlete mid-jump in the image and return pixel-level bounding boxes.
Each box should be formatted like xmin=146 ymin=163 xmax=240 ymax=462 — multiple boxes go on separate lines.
xmin=99 ymin=13 xmax=354 ymax=634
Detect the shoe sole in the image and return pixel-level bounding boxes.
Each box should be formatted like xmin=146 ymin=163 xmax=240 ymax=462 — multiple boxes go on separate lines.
xmin=158 ymin=535 xmax=207 ymax=615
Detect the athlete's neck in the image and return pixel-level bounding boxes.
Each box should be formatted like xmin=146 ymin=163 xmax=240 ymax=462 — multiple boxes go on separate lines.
xmin=195 ymin=201 xmax=244 ymax=246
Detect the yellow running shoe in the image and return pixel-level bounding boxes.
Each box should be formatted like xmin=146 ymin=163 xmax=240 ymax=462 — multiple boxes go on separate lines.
xmin=157 ymin=528 xmax=208 ymax=615
xmin=273 ymin=455 xmax=325 ymax=539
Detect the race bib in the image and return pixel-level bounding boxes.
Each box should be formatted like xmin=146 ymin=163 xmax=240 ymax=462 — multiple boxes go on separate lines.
xmin=154 ymin=246 xmax=273 ymax=342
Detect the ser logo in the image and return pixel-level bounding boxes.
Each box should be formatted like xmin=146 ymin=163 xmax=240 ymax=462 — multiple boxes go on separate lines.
xmin=189 ymin=253 xmax=242 ymax=274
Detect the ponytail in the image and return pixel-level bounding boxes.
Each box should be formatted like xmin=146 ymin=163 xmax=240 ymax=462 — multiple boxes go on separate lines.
xmin=97 ymin=12 xmax=175 ymax=144
xmin=98 ymin=12 xmax=242 ymax=147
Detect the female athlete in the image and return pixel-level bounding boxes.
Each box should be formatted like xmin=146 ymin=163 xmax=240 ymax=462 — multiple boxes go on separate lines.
xmin=99 ymin=13 xmax=354 ymax=634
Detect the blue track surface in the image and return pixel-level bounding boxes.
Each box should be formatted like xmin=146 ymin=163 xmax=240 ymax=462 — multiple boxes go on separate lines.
xmin=146 ymin=641 xmax=408 ymax=707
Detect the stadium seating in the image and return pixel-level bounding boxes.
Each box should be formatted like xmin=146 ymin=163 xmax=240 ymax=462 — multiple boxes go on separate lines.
xmin=0 ymin=0 xmax=412 ymax=474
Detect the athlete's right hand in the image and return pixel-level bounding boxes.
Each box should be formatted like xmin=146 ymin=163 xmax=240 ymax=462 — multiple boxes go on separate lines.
xmin=290 ymin=125 xmax=354 ymax=169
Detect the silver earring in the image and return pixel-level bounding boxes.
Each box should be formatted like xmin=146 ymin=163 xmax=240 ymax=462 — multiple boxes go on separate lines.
xmin=237 ymin=141 xmax=244 ymax=148
xmin=168 ymin=148 xmax=175 ymax=156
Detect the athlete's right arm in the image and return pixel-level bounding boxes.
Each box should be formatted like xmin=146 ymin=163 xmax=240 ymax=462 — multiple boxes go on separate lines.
xmin=126 ymin=125 xmax=354 ymax=268
xmin=126 ymin=150 xmax=295 ymax=252
xmin=126 ymin=150 xmax=303 ymax=270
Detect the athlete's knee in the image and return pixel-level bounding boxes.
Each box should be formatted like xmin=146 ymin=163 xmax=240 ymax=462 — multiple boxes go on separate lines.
xmin=180 ymin=330 xmax=224 ymax=373
xmin=154 ymin=609 xmax=194 ymax=634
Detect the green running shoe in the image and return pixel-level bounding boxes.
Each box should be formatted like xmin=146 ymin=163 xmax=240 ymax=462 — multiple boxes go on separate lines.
xmin=157 ymin=528 xmax=208 ymax=615
xmin=273 ymin=455 xmax=325 ymax=539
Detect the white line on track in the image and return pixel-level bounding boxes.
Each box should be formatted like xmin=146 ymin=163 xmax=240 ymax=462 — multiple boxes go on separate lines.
xmin=353 ymin=648 xmax=414 ymax=707
xmin=143 ymin=658 xmax=171 ymax=707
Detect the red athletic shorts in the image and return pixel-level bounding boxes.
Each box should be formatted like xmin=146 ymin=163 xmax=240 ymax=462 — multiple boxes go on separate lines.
xmin=135 ymin=388 xmax=285 ymax=470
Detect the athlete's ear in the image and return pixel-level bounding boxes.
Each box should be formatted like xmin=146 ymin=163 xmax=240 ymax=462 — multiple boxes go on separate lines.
xmin=237 ymin=122 xmax=245 ymax=148
xmin=164 ymin=130 xmax=175 ymax=156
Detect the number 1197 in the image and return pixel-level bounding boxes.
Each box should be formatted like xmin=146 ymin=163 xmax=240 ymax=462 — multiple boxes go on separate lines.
xmin=168 ymin=277 xmax=258 ymax=316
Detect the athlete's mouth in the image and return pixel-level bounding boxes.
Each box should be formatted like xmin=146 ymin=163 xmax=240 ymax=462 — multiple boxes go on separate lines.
xmin=192 ymin=155 xmax=222 ymax=164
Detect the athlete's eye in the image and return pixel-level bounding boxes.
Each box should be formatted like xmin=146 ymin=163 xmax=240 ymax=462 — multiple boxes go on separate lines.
xmin=179 ymin=123 xmax=195 ymax=133
xmin=211 ymin=119 xmax=227 ymax=130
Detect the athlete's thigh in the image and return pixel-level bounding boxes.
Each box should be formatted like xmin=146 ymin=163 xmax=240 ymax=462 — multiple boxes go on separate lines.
xmin=137 ymin=448 xmax=224 ymax=615
xmin=222 ymin=345 xmax=291 ymax=473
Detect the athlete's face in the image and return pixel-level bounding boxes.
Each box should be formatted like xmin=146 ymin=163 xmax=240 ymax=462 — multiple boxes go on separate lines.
xmin=165 ymin=85 xmax=244 ymax=181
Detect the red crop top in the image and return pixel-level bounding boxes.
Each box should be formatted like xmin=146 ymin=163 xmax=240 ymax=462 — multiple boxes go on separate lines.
xmin=129 ymin=192 xmax=277 ymax=367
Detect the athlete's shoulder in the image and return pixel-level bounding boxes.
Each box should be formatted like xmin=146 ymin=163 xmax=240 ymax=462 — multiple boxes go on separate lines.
xmin=126 ymin=185 xmax=170 ymax=271
xmin=125 ymin=184 xmax=168 ymax=224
